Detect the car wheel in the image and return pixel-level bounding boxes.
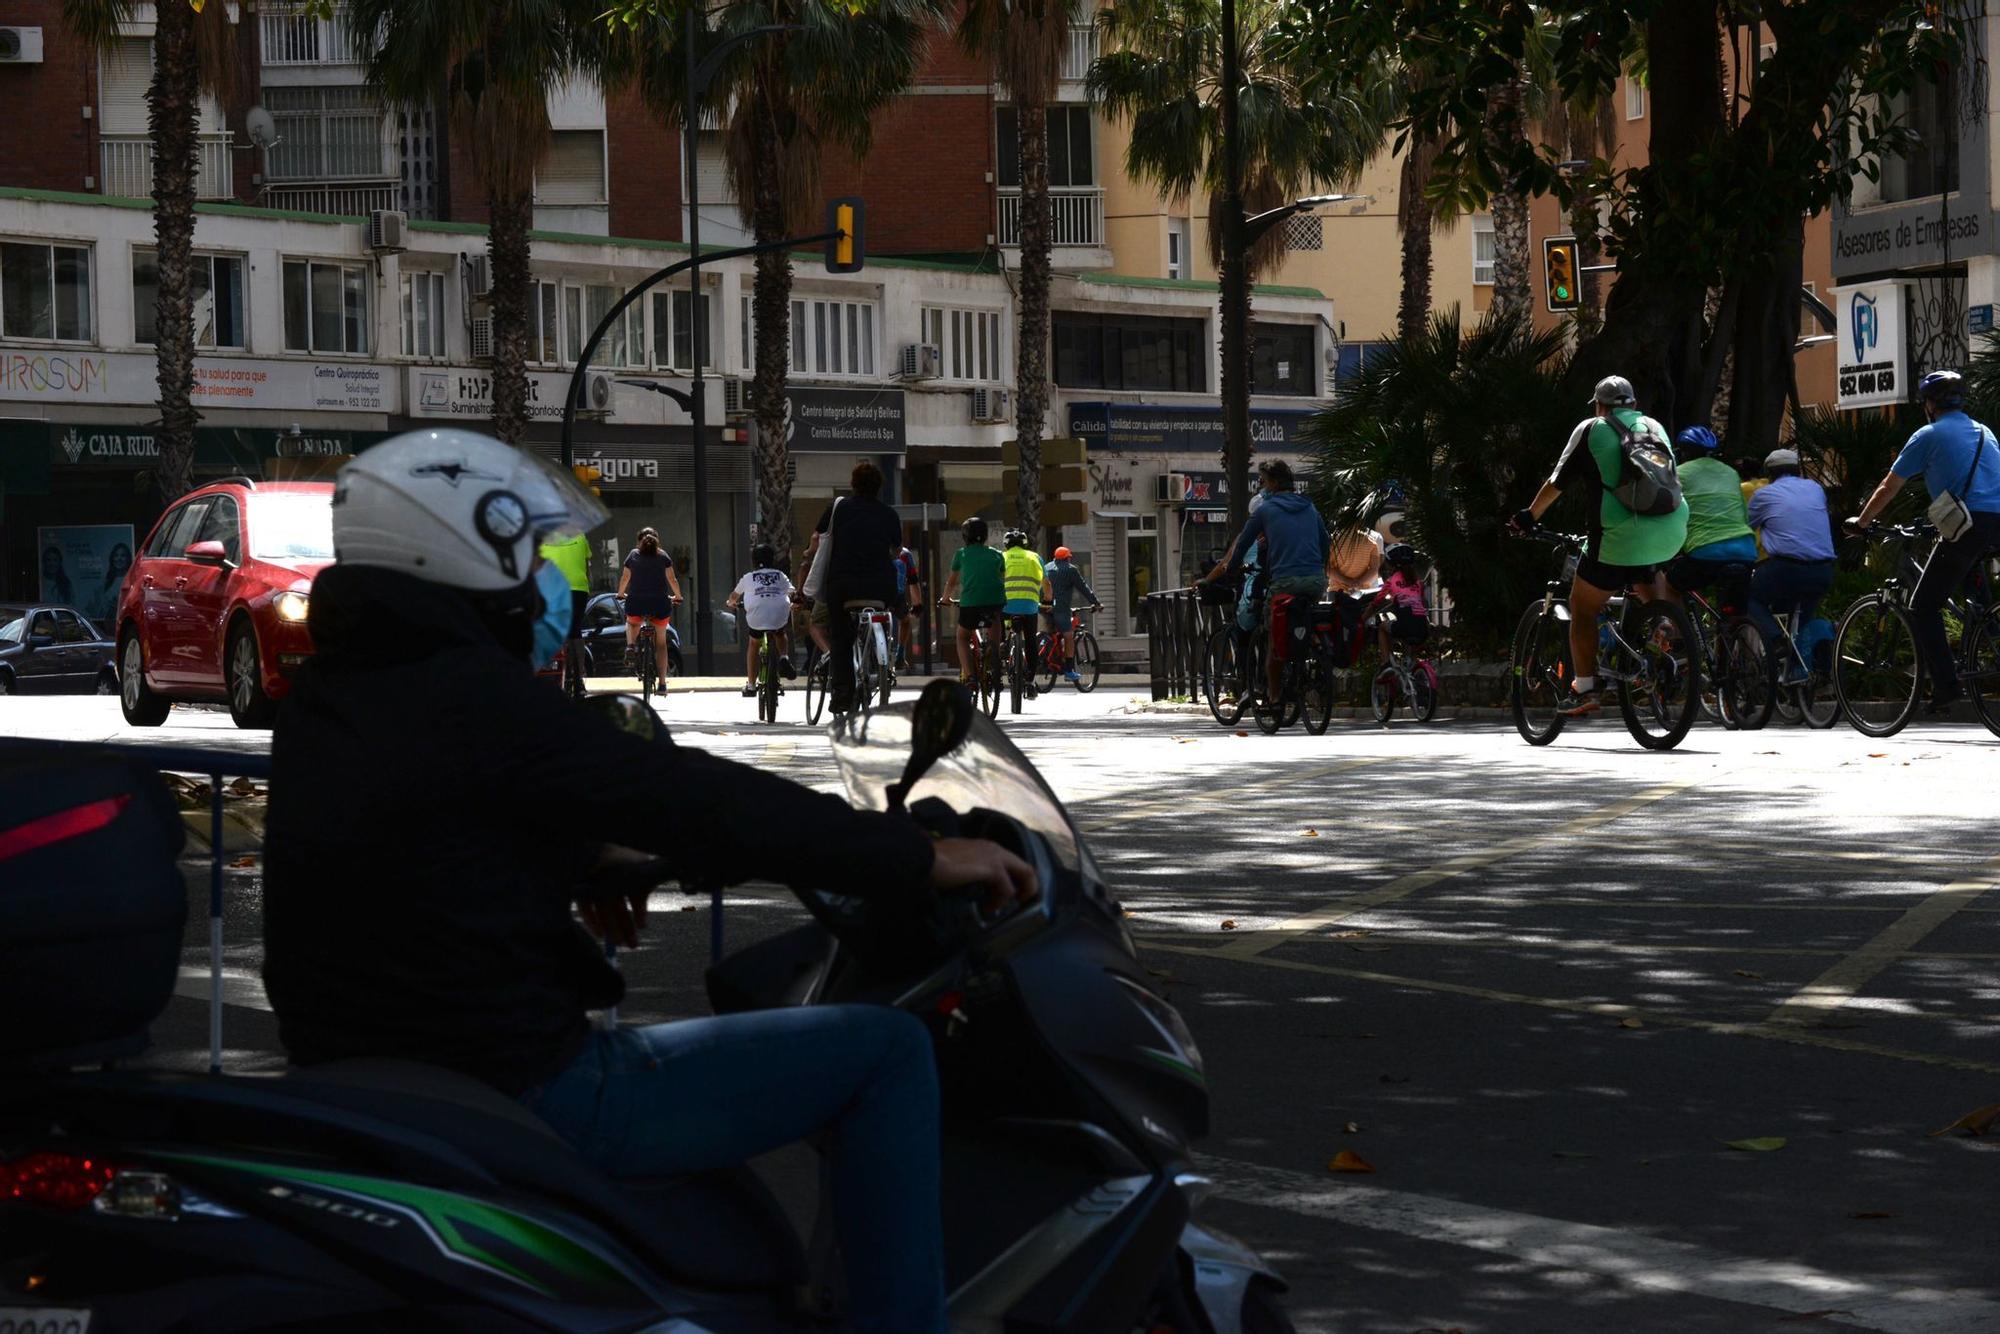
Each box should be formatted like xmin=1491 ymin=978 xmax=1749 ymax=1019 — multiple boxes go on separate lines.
xmin=119 ymin=632 xmax=171 ymax=727
xmin=227 ymin=621 xmax=278 ymax=729
xmin=0 ymin=668 xmax=14 ymax=696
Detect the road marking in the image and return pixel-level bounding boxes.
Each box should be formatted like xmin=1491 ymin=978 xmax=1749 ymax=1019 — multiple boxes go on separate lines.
xmin=1144 ymin=942 xmax=2000 ymax=1076
xmin=1194 ymin=1153 xmax=2000 ymax=1333
xmin=1136 ymin=928 xmax=2000 ymax=960
xmin=1212 ymin=781 xmax=1692 ymax=959
xmin=175 ymin=964 xmax=271 ymax=1013
xmin=1765 ymin=851 xmax=2000 ymax=1028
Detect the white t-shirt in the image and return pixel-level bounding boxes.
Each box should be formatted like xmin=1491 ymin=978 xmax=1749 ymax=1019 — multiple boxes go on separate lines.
xmin=732 ymin=568 xmax=796 ymax=632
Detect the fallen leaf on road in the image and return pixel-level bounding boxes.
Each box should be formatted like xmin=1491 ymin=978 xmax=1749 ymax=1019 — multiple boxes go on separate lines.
xmin=1220 ymin=919 xmax=1238 ymax=930
xmin=679 ymin=905 xmax=697 ymax=912
xmin=1733 ymin=969 xmax=1764 ymax=980
xmin=1234 ymin=730 xmax=1249 ymax=737
xmin=1349 ymin=943 xmax=1393 ymax=952
xmin=1868 ymin=752 xmax=1888 ymax=758
xmin=1848 ymin=1211 xmax=1895 ymax=1220
xmin=1619 ymin=1017 xmax=1644 ymax=1029
xmin=1725 ymin=1137 xmax=1787 ymax=1152
xmin=1344 ymin=1121 xmax=1362 ymax=1134
xmin=1176 ymin=737 xmax=1197 ymax=744
xmin=1329 ymin=929 xmax=1371 ymax=939
xmin=226 ymin=854 xmax=257 ymax=869
xmin=1301 ymin=828 xmax=1320 ymax=837
xmin=1928 ymin=1101 xmax=2000 ymax=1137
xmin=228 ymin=776 xmax=256 ymax=796
xmin=1326 ymin=1150 xmax=1374 ymax=1174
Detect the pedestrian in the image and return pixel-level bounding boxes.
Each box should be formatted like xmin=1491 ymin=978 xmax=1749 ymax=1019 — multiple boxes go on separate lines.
xmin=617 ymin=527 xmax=681 ymax=684
xmin=820 ymin=461 xmax=902 ymax=715
xmin=1846 ymin=369 xmax=2000 ymax=714
xmin=894 ymin=542 xmax=921 ymax=669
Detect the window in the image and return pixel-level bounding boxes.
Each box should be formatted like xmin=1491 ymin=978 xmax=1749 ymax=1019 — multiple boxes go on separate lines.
xmin=1 ymin=242 xmax=93 ymax=342
xmin=1251 ymin=323 xmax=1315 ymax=396
xmin=537 ymin=130 xmax=608 ymax=206
xmin=283 ymin=259 xmax=369 ymax=354
xmin=148 ymin=499 xmax=212 ymax=557
xmin=193 ymin=494 xmax=242 ymax=566
xmin=135 ymin=251 xmax=246 ymax=349
xmin=921 ymin=306 xmax=1004 ymax=383
xmin=740 ymin=295 xmax=753 ymax=367
xmin=1881 ymin=64 xmax=1960 ymax=202
xmin=1472 ymin=215 xmax=1496 ymax=286
xmin=1166 ymin=218 xmax=1189 ymax=280
xmin=1334 ymin=340 xmax=1394 ymax=385
xmin=532 ymin=280 xmax=562 ymax=364
xmin=1053 ymin=311 xmax=1205 ymax=392
xmin=649 ymin=289 xmax=712 ymax=371
xmin=1624 ymin=77 xmax=1646 ymax=121
xmin=53 ymin=609 xmax=98 ymax=644
xmin=400 ymin=269 xmax=446 ymax=358
xmin=264 ymin=85 xmax=392 ymax=180
xmin=996 ymin=106 xmax=1095 ymax=188
xmin=1285 ymin=215 xmax=1323 ymax=251
xmin=250 ymin=493 xmax=335 ymax=562
xmin=789 ymin=296 xmax=876 ymax=377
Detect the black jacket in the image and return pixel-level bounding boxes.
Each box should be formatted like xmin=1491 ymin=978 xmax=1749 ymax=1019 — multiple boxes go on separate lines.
xmin=263 ymin=565 xmax=935 ymax=1094
xmin=819 ymin=495 xmax=903 ymax=605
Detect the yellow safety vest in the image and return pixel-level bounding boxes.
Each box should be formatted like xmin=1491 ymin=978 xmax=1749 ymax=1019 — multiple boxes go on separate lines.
xmin=1002 ymin=547 xmax=1044 ymax=604
xmin=539 ymin=533 xmax=591 ymax=592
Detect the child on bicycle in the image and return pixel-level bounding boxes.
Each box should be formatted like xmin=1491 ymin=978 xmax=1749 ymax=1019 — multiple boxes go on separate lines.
xmin=1378 ymin=544 xmax=1431 ymax=660
xmin=726 ymin=543 xmax=797 ymax=697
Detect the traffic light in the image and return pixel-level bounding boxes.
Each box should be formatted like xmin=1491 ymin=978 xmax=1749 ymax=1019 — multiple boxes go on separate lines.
xmin=572 ymin=463 xmax=602 ymax=497
xmin=1543 ymin=236 xmax=1581 ymax=312
xmin=825 ymin=197 xmax=865 ymax=273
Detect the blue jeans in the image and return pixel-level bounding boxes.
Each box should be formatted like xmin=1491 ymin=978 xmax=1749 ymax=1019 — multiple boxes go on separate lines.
xmin=1749 ymin=558 xmax=1835 ymax=644
xmin=522 ymin=1006 xmax=945 ymax=1333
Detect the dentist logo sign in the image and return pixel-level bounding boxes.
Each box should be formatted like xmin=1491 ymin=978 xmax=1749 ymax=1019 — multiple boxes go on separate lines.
xmin=1835 ymin=282 xmax=1904 ymax=410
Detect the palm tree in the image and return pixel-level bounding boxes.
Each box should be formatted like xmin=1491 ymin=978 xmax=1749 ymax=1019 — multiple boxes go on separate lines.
xmin=617 ymin=0 xmax=942 ymax=571
xmin=1091 ymin=0 xmax=1389 ymax=506
xmin=61 ymin=0 xmax=235 ymax=501
xmin=349 ymin=0 xmax=612 ymax=446
xmin=959 ymin=0 xmax=1082 ymax=537
xmin=1483 ymin=72 xmax=1532 ymax=323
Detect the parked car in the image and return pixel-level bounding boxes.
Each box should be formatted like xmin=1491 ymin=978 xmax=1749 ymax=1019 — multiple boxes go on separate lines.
xmin=0 ymin=604 xmax=117 ymax=695
xmin=114 ymin=479 xmax=333 ymax=729
xmin=577 ymin=591 xmax=689 ymax=677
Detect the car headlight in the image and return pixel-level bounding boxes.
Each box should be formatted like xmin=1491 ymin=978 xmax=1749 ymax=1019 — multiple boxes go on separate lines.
xmin=274 ymin=591 xmax=310 ymax=622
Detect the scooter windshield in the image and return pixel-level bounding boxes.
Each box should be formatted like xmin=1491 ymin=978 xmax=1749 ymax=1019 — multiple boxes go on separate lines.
xmin=830 ymin=705 xmax=1098 ymax=883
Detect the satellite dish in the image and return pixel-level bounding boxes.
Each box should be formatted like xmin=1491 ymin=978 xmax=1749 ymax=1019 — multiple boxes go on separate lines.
xmin=245 ymin=106 xmax=280 ymax=150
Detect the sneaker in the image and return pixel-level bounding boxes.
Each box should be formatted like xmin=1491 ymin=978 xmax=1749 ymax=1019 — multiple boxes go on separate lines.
xmin=1557 ymin=688 xmax=1605 ymax=718
xmin=741 ymin=682 xmax=757 ymax=698
xmin=1923 ymin=689 xmax=1965 ymax=717
xmin=779 ymin=658 xmax=798 ymax=679
xmin=1062 ymin=669 xmax=1081 ymax=684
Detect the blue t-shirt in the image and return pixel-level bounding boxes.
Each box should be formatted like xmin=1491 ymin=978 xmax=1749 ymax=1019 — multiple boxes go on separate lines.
xmin=1892 ymin=411 xmax=2000 ymax=514
xmin=1747 ymin=475 xmax=1836 ymax=562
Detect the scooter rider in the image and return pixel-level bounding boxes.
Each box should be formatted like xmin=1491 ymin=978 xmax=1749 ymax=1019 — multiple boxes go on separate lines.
xmin=262 ymin=429 xmax=1036 ymax=1333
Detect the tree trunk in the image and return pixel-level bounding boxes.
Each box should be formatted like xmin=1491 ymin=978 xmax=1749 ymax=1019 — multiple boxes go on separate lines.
xmin=1485 ymin=77 xmax=1531 ymax=326
xmin=1015 ymin=101 xmax=1050 ymax=537
xmin=148 ymin=0 xmax=200 ymax=503
xmin=1219 ymin=241 xmax=1252 ymax=531
xmin=487 ymin=189 xmax=533 ymax=446
xmin=1723 ymin=216 xmax=1804 ymax=452
xmin=750 ymin=137 xmax=796 ymax=573
xmin=1397 ymin=147 xmax=1434 ymax=341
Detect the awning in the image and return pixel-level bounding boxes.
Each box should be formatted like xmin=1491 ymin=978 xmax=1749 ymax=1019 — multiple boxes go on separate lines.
xmin=1095 ymin=510 xmax=1141 ymax=519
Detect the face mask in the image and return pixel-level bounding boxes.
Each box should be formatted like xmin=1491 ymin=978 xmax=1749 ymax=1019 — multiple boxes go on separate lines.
xmin=530 ymin=560 xmax=573 ymax=670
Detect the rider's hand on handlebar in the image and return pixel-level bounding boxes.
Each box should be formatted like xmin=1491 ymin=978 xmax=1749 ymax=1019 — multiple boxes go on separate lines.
xmin=1842 ymin=514 xmax=1866 ymax=536
xmin=1507 ymin=508 xmax=1536 ymax=537
xmin=930 ymin=837 xmax=1039 ymax=916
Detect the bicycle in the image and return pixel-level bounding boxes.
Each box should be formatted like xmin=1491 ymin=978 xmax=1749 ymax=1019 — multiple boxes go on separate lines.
xmin=1508 ymin=529 xmax=1701 ymax=750
xmin=1196 ymin=582 xmax=1259 ymax=727
xmin=1034 ymin=605 xmax=1102 ymax=694
xmin=1681 ymin=573 xmax=1770 ymax=731
xmin=749 ymin=628 xmax=785 ymax=725
xmin=1367 ymin=617 xmax=1440 ymax=726
xmin=1763 ymin=607 xmax=1842 ymax=729
xmin=940 ymin=600 xmax=1004 ymax=719
xmin=1253 ymin=594 xmax=1337 ymax=736
xmin=1001 ymin=612 xmax=1040 ymax=715
xmin=1834 ymin=520 xmax=2000 ymax=738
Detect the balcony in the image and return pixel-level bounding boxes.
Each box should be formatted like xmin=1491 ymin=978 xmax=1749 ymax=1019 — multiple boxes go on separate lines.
xmin=1060 ymin=23 xmax=1099 ymax=83
xmin=998 ymin=187 xmax=1105 ymax=248
xmin=263 ymin=181 xmax=403 ymax=216
xmin=259 ymin=4 xmax=368 ymax=65
xmin=100 ymin=133 xmax=234 ymax=201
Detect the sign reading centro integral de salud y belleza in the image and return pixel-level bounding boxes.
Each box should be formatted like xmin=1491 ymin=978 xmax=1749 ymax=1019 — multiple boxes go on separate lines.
xmin=1834 ymin=282 xmax=1906 ymax=410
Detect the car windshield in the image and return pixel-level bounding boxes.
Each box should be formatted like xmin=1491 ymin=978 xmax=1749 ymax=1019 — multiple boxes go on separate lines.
xmin=0 ymin=608 xmax=27 ymax=645
xmin=249 ymin=493 xmax=334 ymax=562
xmin=829 ymin=703 xmax=1095 ymax=881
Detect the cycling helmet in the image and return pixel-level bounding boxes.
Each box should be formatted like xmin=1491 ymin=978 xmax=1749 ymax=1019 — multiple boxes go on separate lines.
xmin=1675 ymin=425 xmax=1720 ymax=452
xmin=751 ymin=542 xmax=776 ymax=568
xmin=1052 ymin=546 xmax=1072 ymax=560
xmin=961 ymin=517 xmax=989 ymax=544
xmin=332 ymin=428 xmax=607 ymax=592
xmin=1385 ymin=542 xmax=1419 ymax=566
xmin=1003 ymin=528 xmax=1028 ymax=549
xmin=1919 ymin=369 xmax=1966 ymax=410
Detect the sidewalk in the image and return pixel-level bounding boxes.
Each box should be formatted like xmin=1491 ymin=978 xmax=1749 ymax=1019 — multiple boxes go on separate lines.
xmin=589 ymin=668 xmax=1156 ymax=694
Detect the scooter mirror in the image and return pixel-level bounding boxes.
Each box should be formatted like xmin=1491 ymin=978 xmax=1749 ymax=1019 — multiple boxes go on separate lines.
xmin=887 ymin=680 xmax=974 ymax=813
xmin=581 ymin=692 xmax=666 ymax=744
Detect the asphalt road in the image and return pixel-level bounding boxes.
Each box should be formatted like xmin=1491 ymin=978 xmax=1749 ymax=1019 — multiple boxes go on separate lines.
xmin=5 ymin=688 xmax=2000 ymax=1333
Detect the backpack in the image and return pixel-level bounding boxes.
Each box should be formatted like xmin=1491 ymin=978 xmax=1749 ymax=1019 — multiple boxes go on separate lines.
xmin=1602 ymin=414 xmax=1684 ymax=517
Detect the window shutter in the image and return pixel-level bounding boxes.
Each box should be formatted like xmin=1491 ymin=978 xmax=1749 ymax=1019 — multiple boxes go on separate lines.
xmin=694 ymin=131 xmax=731 ymax=204
xmin=537 ymin=131 xmax=606 ymax=205
xmin=100 ymin=38 xmax=152 ymax=135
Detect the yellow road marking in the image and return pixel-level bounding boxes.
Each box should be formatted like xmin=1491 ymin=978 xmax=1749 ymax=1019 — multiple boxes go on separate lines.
xmin=1211 ymin=781 xmax=1693 ymax=960
xmin=1144 ymin=942 xmax=2000 ymax=1077
xmin=1764 ymin=850 xmax=2000 ymax=1027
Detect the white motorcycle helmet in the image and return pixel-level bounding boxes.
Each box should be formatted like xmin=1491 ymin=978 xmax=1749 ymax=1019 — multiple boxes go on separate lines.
xmin=332 ymin=429 xmax=607 ymax=591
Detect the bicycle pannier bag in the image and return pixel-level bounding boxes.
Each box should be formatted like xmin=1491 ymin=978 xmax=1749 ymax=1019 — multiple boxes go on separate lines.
xmin=802 ymin=497 xmax=840 ymax=599
xmin=1603 ymin=415 xmax=1683 ymax=517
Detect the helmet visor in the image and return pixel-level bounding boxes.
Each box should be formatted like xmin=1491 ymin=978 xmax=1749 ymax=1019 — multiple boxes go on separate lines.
xmin=513 ymin=450 xmax=610 ymax=543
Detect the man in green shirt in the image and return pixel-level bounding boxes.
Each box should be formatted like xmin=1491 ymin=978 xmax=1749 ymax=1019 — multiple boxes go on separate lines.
xmin=940 ymin=517 xmax=1006 ymax=683
xmin=1512 ymin=375 xmax=1690 ymax=716
xmin=1662 ymin=425 xmax=1758 ymax=599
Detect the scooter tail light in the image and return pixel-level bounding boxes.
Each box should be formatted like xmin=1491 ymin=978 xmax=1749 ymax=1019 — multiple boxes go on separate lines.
xmin=2 ymin=1151 xmax=119 ymax=1210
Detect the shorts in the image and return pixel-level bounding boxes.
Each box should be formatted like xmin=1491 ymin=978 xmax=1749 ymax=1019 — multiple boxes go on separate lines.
xmin=958 ymin=604 xmax=1001 ymax=632
xmin=1575 ymin=553 xmax=1659 ymax=594
xmin=624 ymin=594 xmax=673 ymax=624
xmin=1389 ymin=615 xmax=1430 ymax=645
xmin=1663 ymin=553 xmax=1753 ymax=601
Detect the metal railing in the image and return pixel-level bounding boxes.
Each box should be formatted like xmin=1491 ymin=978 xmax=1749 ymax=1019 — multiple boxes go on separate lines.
xmin=100 ymin=133 xmax=234 ymax=200
xmin=1060 ymin=24 xmax=1099 ymax=82
xmin=997 ymin=187 xmax=1105 ymax=248
xmin=262 ymin=180 xmax=402 ymax=216
xmin=259 ymin=3 xmax=368 ymax=64
xmin=1145 ymin=586 xmax=1229 ymax=701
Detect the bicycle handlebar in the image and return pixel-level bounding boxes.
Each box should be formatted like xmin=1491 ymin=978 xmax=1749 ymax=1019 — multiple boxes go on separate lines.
xmin=1853 ymin=519 xmax=1938 ymax=541
xmin=1510 ymin=525 xmax=1585 ymax=550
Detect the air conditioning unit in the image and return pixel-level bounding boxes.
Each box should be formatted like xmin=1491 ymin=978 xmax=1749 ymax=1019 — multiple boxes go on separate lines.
xmin=365 ymin=208 xmax=408 ymax=253
xmin=468 ymin=315 xmax=494 ymax=362
xmin=582 ymin=371 xmax=615 ymax=415
xmin=1156 ymin=472 xmax=1190 ymax=504
xmin=465 ymin=254 xmax=493 ymax=299
xmin=899 ymin=343 xmax=942 ymax=381
xmin=0 ymin=27 xmax=46 ymax=63
xmin=970 ymin=387 xmax=1012 ymax=424
xmin=721 ymin=377 xmax=751 ymax=417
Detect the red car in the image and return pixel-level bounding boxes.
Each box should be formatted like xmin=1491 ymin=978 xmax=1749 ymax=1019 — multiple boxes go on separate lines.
xmin=115 ymin=479 xmax=334 ymax=729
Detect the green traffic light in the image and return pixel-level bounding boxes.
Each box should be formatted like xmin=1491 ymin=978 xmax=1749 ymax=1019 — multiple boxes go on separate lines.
xmin=1555 ymin=285 xmax=1571 ymax=300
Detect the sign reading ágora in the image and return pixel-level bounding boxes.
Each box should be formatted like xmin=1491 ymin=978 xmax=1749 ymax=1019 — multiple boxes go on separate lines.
xmin=1835 ymin=282 xmax=1907 ymax=410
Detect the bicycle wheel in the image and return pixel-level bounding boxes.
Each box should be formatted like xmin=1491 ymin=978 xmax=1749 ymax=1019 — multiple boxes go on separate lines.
xmin=1301 ymin=656 xmax=1335 ymax=736
xmin=1413 ymin=660 xmax=1440 ymax=723
xmin=1072 ymin=633 xmax=1100 ymax=693
xmin=639 ymin=635 xmax=657 ymax=702
xmin=1965 ymin=603 xmax=2000 ymax=738
xmin=1032 ymin=634 xmax=1058 ymax=694
xmin=1007 ymin=638 xmax=1025 ymax=714
xmin=1834 ymin=594 xmax=1921 ymax=738
xmin=1204 ymin=627 xmax=1247 ymax=726
xmin=876 ymin=622 xmax=895 ymax=709
xmin=1253 ymin=659 xmax=1291 ymax=734
xmin=1369 ymin=665 xmax=1398 ymax=724
xmin=804 ymin=654 xmax=828 ymax=725
xmin=758 ymin=646 xmax=779 ymax=725
xmin=1688 ymin=600 xmax=1727 ymax=726
xmin=1714 ymin=618 xmax=1775 ymax=732
xmin=1796 ymin=669 xmax=1842 ymax=729
xmin=1509 ymin=600 xmax=1569 ymax=746
xmin=978 ymin=640 xmax=1002 ymax=718
xmin=1616 ymin=598 xmax=1700 ymax=750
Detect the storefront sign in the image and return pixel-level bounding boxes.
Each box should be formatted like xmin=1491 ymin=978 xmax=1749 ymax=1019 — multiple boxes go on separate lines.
xmin=1065 ymin=402 xmax=1317 ymax=453
xmin=1835 ymin=282 xmax=1907 ymax=409
xmin=0 ymin=352 xmax=397 ymax=413
xmin=38 ymin=423 xmax=385 ymax=472
xmin=408 ymin=367 xmax=707 ymax=426
xmin=37 ymin=524 xmax=134 ymax=625
xmin=784 ymin=386 xmax=907 ymax=454
xmin=1086 ymin=457 xmax=1143 ymax=514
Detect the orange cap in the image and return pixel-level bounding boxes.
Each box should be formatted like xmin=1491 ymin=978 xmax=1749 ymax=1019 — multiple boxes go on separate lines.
xmin=1052 ymin=546 xmax=1072 ymax=560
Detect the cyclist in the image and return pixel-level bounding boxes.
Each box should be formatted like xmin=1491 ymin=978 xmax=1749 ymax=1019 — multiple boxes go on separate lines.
xmin=266 ymin=429 xmax=1037 ymax=1334
xmin=725 ymin=543 xmax=797 ymax=697
xmin=941 ymin=517 xmax=1006 ymax=685
xmin=1043 ymin=545 xmax=1102 ymax=683
xmin=1747 ymin=449 xmax=1836 ymax=676
xmin=1001 ymin=530 xmax=1050 ymax=697
xmin=1510 ymin=375 xmax=1689 ymax=717
xmin=1206 ymin=458 xmax=1331 ymax=704
xmin=1662 ymin=425 xmax=1758 ymax=603
xmin=616 ymin=527 xmax=680 ymax=683
xmin=537 ymin=530 xmax=592 ymax=680
xmin=1846 ymin=368 xmax=2000 ymax=714
xmin=820 ymin=461 xmax=902 ymax=717
xmin=1378 ymin=543 xmax=1431 ymax=661
xmin=894 ymin=543 xmax=921 ymax=669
